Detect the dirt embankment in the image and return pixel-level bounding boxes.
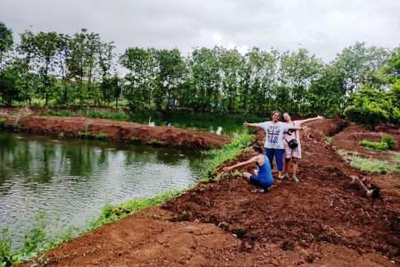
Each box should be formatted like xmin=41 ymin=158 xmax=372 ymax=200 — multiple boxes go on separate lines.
xmin=20 ymin=119 xmax=400 ymax=266
xmin=332 ymin=123 xmax=400 ymax=200
xmin=0 ymin=114 xmax=229 ymax=149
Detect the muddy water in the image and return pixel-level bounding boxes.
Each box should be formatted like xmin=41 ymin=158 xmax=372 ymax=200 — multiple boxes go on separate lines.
xmin=0 ymin=132 xmax=203 ymax=247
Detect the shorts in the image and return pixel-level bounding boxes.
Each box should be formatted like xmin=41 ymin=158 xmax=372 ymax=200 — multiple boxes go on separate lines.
xmin=250 ymin=175 xmax=273 ymax=189
xmin=284 ymin=144 xmax=301 ymax=159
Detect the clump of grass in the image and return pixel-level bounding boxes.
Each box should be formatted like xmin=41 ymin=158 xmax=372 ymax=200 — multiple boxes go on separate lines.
xmin=0 ymin=119 xmax=5 ymax=127
xmin=88 ymin=190 xmax=183 ymax=230
xmin=200 ymin=134 xmax=254 ymax=180
xmin=77 ymin=132 xmax=108 ymax=140
xmin=0 ymin=213 xmax=76 ymax=266
xmin=42 ymin=110 xmax=72 ymax=117
xmin=360 ymin=134 xmax=397 ymax=151
xmin=360 ymin=140 xmax=388 ymax=150
xmin=338 ymin=149 xmax=400 ymax=173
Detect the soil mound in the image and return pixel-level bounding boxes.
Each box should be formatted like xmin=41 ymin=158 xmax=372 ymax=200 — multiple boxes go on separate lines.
xmin=20 ymin=119 xmax=400 ymax=266
xmin=0 ymin=115 xmax=229 ymax=148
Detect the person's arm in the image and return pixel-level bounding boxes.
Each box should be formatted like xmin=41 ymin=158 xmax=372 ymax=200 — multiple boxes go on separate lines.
xmin=298 ymin=115 xmax=324 ymax=125
xmin=288 ymin=125 xmax=302 ymax=130
xmin=243 ymin=121 xmax=262 ymax=127
xmin=223 ymin=156 xmax=257 ymax=172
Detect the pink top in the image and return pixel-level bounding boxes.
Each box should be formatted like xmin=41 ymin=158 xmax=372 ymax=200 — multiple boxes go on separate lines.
xmin=283 ymin=120 xmax=304 ymax=143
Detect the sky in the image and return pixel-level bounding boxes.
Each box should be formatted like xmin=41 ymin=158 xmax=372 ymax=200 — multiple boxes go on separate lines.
xmin=1 ymin=0 xmax=400 ymax=61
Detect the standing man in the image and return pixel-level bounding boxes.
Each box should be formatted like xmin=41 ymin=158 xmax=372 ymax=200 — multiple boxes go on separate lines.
xmin=244 ymin=111 xmax=301 ymax=179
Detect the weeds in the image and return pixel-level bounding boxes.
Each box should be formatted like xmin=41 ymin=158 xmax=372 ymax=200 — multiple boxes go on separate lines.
xmin=360 ymin=134 xmax=397 ymax=151
xmin=88 ymin=190 xmax=184 ymax=230
xmin=338 ymin=149 xmax=400 ymax=173
xmin=77 ymin=132 xmax=108 ymax=140
xmin=200 ymin=134 xmax=254 ymax=180
xmin=0 ymin=213 xmax=75 ymax=266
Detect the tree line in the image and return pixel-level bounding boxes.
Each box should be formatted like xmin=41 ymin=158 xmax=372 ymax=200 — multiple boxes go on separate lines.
xmin=0 ymin=21 xmax=399 ymax=126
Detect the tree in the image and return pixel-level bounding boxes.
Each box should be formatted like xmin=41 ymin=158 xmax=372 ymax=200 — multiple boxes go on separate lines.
xmin=154 ymin=49 xmax=186 ymax=111
xmin=331 ymin=42 xmax=388 ymax=94
xmin=0 ymin=21 xmax=13 ymax=68
xmin=31 ymin=32 xmax=61 ymax=106
xmin=119 ymin=47 xmax=157 ymax=110
xmin=344 ymin=86 xmax=398 ymax=128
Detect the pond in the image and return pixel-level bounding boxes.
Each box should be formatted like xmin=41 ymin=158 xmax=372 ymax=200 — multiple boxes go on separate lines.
xmin=0 ymin=131 xmax=204 ymax=248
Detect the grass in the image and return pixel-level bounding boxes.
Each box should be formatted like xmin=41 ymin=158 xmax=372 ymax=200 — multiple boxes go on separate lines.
xmin=77 ymin=132 xmax=108 ymax=140
xmin=338 ymin=149 xmax=400 ymax=173
xmin=0 ymin=214 xmax=76 ymax=267
xmin=42 ymin=109 xmax=131 ymax=122
xmin=200 ymin=133 xmax=254 ymax=180
xmin=88 ymin=190 xmax=184 ymax=230
xmin=359 ymin=134 xmax=397 ymax=151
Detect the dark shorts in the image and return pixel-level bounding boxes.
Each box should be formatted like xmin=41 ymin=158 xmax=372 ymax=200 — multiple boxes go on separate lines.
xmin=250 ymin=175 xmax=273 ymax=189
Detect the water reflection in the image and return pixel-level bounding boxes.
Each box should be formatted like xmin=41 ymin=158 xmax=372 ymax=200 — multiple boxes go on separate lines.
xmin=0 ymin=132 xmax=203 ymax=247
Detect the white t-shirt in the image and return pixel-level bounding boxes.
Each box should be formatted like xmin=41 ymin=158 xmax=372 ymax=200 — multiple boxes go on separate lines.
xmin=259 ymin=121 xmax=291 ymax=149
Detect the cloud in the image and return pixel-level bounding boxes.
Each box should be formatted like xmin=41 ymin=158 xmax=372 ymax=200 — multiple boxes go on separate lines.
xmin=1 ymin=0 xmax=399 ymax=61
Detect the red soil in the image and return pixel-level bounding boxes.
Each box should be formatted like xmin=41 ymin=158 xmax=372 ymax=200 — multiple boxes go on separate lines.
xmin=19 ymin=119 xmax=400 ymax=266
xmin=0 ymin=115 xmax=229 ymax=148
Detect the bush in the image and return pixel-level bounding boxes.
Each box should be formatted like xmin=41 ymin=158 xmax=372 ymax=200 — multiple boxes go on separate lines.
xmin=382 ymin=135 xmax=397 ymax=150
xmin=344 ymin=86 xmax=395 ymax=129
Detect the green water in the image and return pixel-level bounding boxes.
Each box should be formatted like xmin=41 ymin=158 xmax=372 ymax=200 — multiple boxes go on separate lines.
xmin=0 ymin=131 xmax=203 ymax=248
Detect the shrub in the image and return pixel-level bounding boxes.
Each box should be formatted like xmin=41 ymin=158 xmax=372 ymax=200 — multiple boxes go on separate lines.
xmin=344 ymin=86 xmax=393 ymax=129
xmin=382 ymin=135 xmax=397 ymax=150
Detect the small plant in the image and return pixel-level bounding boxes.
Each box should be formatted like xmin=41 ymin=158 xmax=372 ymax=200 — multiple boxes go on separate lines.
xmin=0 ymin=119 xmax=6 ymax=127
xmin=382 ymin=135 xmax=397 ymax=150
xmin=0 ymin=229 xmax=12 ymax=267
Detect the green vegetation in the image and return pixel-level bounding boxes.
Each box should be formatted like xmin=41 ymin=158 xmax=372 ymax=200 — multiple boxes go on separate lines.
xmin=77 ymin=132 xmax=108 ymax=140
xmin=42 ymin=109 xmax=131 ymax=121
xmin=338 ymin=149 xmax=400 ymax=173
xmin=360 ymin=135 xmax=397 ymax=151
xmin=201 ymin=134 xmax=254 ymax=180
xmin=0 ymin=214 xmax=75 ymax=266
xmin=0 ymin=21 xmax=398 ymax=126
xmin=89 ymin=190 xmax=184 ymax=230
xmin=0 ymin=119 xmax=5 ymax=127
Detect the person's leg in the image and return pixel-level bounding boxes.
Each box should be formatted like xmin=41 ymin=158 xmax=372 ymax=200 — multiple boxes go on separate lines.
xmin=265 ymin=148 xmax=274 ymax=169
xmin=249 ymin=175 xmax=267 ymax=193
xmin=283 ymin=146 xmax=292 ymax=177
xmin=275 ymin=149 xmax=285 ymax=178
xmin=243 ymin=172 xmax=252 ymax=180
xmin=283 ymin=157 xmax=291 ymax=179
xmin=291 ymin=157 xmax=299 ymax=182
xmin=291 ymin=147 xmax=301 ymax=182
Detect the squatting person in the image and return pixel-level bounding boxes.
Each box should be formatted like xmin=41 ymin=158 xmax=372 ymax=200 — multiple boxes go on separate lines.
xmin=223 ymin=146 xmax=273 ymax=192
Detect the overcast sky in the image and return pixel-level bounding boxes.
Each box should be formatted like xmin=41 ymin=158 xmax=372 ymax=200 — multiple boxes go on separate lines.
xmin=1 ymin=0 xmax=399 ymax=61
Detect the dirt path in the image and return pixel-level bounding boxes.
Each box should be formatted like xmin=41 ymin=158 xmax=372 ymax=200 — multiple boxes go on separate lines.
xmin=0 ymin=115 xmax=229 ymax=148
xmin=21 ymin=119 xmax=400 ymax=266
